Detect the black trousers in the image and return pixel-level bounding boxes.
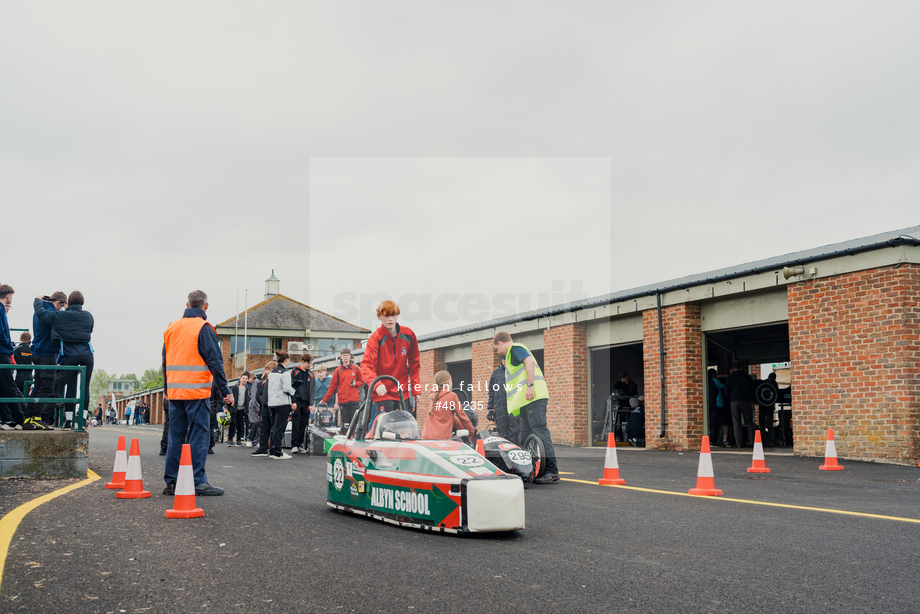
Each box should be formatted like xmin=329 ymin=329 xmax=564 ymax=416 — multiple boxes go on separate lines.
xmin=31 ymin=356 xmax=57 ymax=422
xmin=759 ymin=406 xmax=776 ymax=445
xmin=0 ymin=353 xmax=24 ymax=425
xmin=160 ymin=403 xmax=170 ymax=453
xmin=291 ymin=402 xmax=310 ymax=448
xmin=518 ymin=398 xmax=558 ymax=474
xmin=228 ymin=409 xmax=246 ymax=443
xmin=258 ymin=403 xmax=274 ymax=452
xmin=269 ymin=405 xmax=292 ymax=455
xmin=56 ymin=354 xmax=94 ymax=424
xmin=494 ymin=403 xmax=519 ymax=444
xmin=339 ymin=402 xmax=360 ymax=429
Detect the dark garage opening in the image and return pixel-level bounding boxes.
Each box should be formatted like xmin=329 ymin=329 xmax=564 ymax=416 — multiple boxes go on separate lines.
xmin=589 ymin=343 xmax=644 ymax=445
xmin=705 ymin=322 xmax=791 ymax=448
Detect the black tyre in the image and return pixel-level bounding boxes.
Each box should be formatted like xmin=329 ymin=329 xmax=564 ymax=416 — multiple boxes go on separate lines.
xmin=755 ymin=382 xmax=778 ymax=407
xmin=524 ymin=434 xmax=546 ymax=480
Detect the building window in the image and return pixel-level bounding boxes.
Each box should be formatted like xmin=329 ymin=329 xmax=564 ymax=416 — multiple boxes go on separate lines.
xmin=313 ymin=338 xmax=352 ymax=357
xmin=231 ymin=336 xmax=283 ymax=356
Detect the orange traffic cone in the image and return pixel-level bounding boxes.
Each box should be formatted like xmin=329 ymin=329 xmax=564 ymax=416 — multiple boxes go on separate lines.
xmin=819 ymin=428 xmax=844 ymax=471
xmin=689 ymin=436 xmax=723 ymax=496
xmin=747 ymin=430 xmax=771 ymax=474
xmin=598 ymin=433 xmax=626 ymax=485
xmin=116 ymin=438 xmax=151 ymax=498
xmin=476 ymin=437 xmax=485 ymax=456
xmin=166 ymin=444 xmax=204 ymax=518
xmin=105 ymin=435 xmax=128 ymax=489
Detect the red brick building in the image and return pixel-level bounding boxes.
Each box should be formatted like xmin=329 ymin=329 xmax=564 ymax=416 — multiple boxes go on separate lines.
xmin=314 ymin=227 xmax=920 ymax=465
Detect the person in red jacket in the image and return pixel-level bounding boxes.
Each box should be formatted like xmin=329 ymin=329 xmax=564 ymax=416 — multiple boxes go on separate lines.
xmin=322 ymin=348 xmax=364 ymax=427
xmin=360 ymin=300 xmax=420 ymax=416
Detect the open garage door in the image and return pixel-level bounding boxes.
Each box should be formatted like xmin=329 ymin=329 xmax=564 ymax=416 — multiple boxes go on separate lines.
xmin=589 ymin=343 xmax=644 ymax=446
xmin=704 ymin=323 xmax=792 ymax=448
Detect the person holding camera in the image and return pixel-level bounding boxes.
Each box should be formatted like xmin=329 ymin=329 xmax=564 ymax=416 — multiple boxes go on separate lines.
xmin=322 ymin=348 xmax=364 ymax=428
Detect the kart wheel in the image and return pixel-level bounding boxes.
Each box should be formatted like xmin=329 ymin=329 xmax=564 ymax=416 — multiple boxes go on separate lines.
xmin=524 ymin=434 xmax=545 ymax=480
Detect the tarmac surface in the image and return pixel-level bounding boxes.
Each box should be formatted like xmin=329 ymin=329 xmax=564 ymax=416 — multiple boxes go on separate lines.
xmin=2 ymin=425 xmax=919 ymax=613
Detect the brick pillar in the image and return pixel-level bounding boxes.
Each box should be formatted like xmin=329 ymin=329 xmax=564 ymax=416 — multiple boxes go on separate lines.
xmin=416 ymin=348 xmax=446 ymax=432
xmin=471 ymin=339 xmax=500 ymax=428
xmin=642 ymin=303 xmax=704 ymax=451
xmin=152 ymin=391 xmax=162 ymax=424
xmin=220 ymin=334 xmax=233 ymax=380
xmin=788 ymin=265 xmax=920 ymax=464
xmin=544 ymin=323 xmax=589 ymax=446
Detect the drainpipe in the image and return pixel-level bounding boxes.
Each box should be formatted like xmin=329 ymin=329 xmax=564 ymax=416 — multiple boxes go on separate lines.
xmin=657 ymin=292 xmax=666 ymax=438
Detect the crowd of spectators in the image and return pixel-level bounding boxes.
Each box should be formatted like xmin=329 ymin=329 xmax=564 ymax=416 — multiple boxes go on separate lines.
xmin=0 ymin=285 xmax=93 ymax=431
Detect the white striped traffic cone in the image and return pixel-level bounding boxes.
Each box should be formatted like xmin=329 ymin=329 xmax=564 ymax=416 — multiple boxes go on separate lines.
xmin=116 ymin=438 xmax=151 ymax=498
xmin=747 ymin=430 xmax=771 ymax=473
xmin=598 ymin=433 xmax=626 ymax=485
xmin=105 ymin=435 xmax=128 ymax=489
xmin=166 ymin=444 xmax=204 ymax=518
xmin=688 ymin=436 xmax=723 ymax=496
xmin=819 ymin=428 xmax=844 ymax=471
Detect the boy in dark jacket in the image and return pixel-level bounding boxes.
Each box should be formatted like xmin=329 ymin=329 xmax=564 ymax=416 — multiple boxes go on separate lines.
xmin=290 ymin=355 xmax=314 ymax=454
xmin=487 ymin=357 xmax=519 ymax=443
xmin=0 ymin=285 xmax=25 ymax=430
xmin=13 ymin=332 xmax=32 ymax=395
xmin=227 ymin=373 xmax=251 ymax=446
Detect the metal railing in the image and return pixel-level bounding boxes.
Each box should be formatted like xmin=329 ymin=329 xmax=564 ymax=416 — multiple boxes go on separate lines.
xmin=0 ymin=364 xmax=87 ymax=432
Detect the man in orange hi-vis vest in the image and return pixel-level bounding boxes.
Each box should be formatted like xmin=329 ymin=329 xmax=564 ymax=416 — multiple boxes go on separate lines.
xmin=162 ymin=290 xmax=233 ymax=497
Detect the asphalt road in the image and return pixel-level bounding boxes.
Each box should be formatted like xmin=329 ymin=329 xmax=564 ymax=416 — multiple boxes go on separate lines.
xmin=2 ymin=426 xmax=919 ymax=613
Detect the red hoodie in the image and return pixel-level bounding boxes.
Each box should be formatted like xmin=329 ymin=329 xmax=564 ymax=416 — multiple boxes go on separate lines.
xmin=322 ymin=363 xmax=364 ymax=404
xmin=361 ymin=323 xmax=420 ymax=402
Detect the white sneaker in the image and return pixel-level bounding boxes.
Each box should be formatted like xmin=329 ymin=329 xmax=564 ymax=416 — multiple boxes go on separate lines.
xmin=290 ymin=447 xmax=299 ymax=454
xmin=13 ymin=424 xmax=22 ymax=430
xmin=0 ymin=424 xmax=13 ymax=431
xmin=299 ymin=447 xmax=309 ymax=454
xmin=270 ymin=452 xmax=292 ymax=460
xmin=245 ymin=442 xmax=253 ymax=448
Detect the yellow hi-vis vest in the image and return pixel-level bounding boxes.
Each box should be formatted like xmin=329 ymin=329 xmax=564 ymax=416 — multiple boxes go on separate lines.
xmin=504 ymin=343 xmax=549 ymax=417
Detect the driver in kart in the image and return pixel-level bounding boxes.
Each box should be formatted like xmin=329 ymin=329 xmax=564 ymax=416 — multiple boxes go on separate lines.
xmin=361 ymin=300 xmax=421 ymax=417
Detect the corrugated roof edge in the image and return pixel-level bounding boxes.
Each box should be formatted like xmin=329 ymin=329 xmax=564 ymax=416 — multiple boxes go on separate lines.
xmin=416 ymin=225 xmax=920 ymax=344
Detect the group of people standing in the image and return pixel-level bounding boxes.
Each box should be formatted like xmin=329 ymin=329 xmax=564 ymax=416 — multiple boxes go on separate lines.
xmin=158 ymin=293 xmax=562 ymax=498
xmin=0 ymin=284 xmax=94 ymax=431
xmin=709 ymin=361 xmax=785 ymax=448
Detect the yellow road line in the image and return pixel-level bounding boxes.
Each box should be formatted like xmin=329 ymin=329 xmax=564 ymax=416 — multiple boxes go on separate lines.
xmin=0 ymin=470 xmax=101 ymax=593
xmin=561 ymin=477 xmax=920 ymax=524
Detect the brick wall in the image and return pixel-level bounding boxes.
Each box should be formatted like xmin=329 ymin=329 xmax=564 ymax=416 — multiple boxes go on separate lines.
xmin=471 ymin=339 xmax=500 ymax=429
xmin=416 ymin=348 xmax=446 ymax=433
xmin=643 ymin=303 xmax=704 ymax=451
xmin=544 ymin=323 xmax=589 ymax=446
xmin=788 ymin=265 xmax=920 ymax=464
xmin=220 ymin=335 xmax=233 ymax=380
xmin=245 ymin=354 xmax=274 ymax=375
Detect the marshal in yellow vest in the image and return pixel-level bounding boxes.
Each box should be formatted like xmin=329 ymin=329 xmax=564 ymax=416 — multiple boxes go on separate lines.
xmin=504 ymin=343 xmax=549 ymax=417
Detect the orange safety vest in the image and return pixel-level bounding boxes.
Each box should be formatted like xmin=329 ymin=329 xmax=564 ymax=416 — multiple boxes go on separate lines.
xmin=164 ymin=317 xmax=214 ymax=400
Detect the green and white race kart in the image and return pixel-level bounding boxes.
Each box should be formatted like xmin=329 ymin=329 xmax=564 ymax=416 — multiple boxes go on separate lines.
xmin=326 ymin=376 xmax=526 ymax=534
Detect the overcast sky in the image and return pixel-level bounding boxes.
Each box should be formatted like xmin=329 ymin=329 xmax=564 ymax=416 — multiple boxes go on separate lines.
xmin=2 ymin=1 xmax=918 ymax=378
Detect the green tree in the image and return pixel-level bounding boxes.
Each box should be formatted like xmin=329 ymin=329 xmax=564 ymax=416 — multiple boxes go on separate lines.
xmin=138 ymin=368 xmax=164 ymax=391
xmin=89 ymin=368 xmax=114 ymax=404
